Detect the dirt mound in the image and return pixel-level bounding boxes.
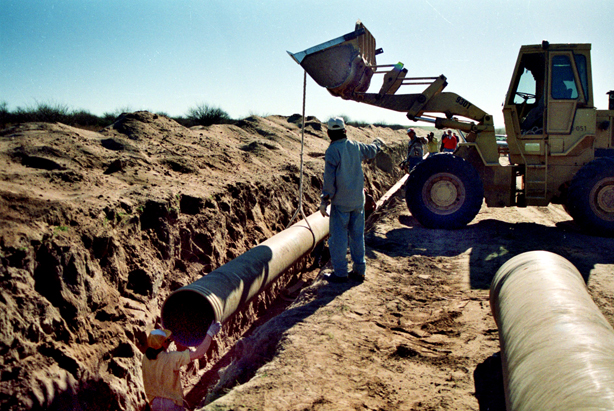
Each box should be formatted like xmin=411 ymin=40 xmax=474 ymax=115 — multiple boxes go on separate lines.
xmin=0 ymin=112 xmax=407 ymax=410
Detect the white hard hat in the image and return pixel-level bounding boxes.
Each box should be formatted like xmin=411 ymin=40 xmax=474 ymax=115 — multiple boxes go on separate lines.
xmin=327 ymin=117 xmax=346 ymax=131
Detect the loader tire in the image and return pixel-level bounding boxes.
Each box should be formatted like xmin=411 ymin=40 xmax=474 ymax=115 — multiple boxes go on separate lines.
xmin=405 ymin=154 xmax=484 ymax=229
xmin=566 ymin=157 xmax=614 ymax=237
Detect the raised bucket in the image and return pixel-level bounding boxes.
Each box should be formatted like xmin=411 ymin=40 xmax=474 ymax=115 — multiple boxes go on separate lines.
xmin=288 ymin=21 xmax=377 ymax=100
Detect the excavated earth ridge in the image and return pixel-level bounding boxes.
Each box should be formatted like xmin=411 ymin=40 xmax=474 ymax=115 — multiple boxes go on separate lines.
xmin=0 ymin=112 xmax=408 ymax=410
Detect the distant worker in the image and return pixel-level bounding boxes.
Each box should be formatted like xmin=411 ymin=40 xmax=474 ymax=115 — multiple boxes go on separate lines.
xmin=399 ymin=128 xmax=424 ymax=173
xmin=425 ymin=132 xmax=439 ymax=157
xmin=440 ymin=129 xmax=458 ymax=153
xmin=453 ymin=132 xmax=461 ymax=145
xmin=319 ymin=117 xmax=384 ymax=283
xmin=142 ymin=321 xmax=222 ymax=411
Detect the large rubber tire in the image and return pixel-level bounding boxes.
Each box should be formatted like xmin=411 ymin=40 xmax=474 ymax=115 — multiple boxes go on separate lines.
xmin=405 ymin=154 xmax=484 ymax=229
xmin=566 ymin=157 xmax=614 ymax=237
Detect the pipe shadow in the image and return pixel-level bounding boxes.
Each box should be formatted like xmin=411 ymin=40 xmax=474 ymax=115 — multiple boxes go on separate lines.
xmin=473 ymin=352 xmax=506 ymax=411
xmin=366 ymin=214 xmax=614 ymax=289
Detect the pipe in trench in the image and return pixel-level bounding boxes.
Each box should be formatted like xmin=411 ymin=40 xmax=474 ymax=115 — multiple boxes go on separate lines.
xmin=161 ymin=210 xmax=330 ymax=346
xmin=489 ymin=251 xmax=614 ymax=411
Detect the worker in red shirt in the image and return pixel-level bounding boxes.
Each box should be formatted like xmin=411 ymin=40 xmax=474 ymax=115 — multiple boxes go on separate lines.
xmin=440 ymin=130 xmax=458 ymax=153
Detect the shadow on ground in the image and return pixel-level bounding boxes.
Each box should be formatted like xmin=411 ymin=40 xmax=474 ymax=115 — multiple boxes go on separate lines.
xmin=367 ymin=213 xmax=614 ymax=289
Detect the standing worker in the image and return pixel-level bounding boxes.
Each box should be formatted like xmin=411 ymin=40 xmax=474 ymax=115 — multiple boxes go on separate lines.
xmin=425 ymin=131 xmax=439 ymax=158
xmin=399 ymin=128 xmax=425 ymax=173
xmin=319 ymin=117 xmax=384 ymax=283
xmin=440 ymin=129 xmax=458 ymax=153
xmin=142 ymin=321 xmax=222 ymax=411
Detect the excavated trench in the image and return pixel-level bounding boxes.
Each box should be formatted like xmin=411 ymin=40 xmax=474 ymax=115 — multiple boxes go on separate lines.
xmin=172 ymin=170 xmax=403 ymax=409
xmin=178 ymin=180 xmax=404 ymax=409
xmin=0 ymin=113 xmax=408 ymax=411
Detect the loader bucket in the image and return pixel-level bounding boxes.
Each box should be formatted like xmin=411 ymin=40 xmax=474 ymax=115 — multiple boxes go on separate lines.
xmin=288 ymin=21 xmax=378 ymax=100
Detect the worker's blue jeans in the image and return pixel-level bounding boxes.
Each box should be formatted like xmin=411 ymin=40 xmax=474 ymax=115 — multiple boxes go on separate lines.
xmin=329 ymin=205 xmax=366 ymax=277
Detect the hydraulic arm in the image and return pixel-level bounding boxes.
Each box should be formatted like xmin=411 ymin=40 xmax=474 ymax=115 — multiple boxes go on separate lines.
xmin=288 ymin=20 xmax=498 ymax=163
xmin=290 ymin=21 xmax=614 ymax=236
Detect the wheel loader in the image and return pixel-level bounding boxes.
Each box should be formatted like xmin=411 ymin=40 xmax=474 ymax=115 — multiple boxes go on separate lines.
xmin=289 ymin=21 xmax=614 ymax=236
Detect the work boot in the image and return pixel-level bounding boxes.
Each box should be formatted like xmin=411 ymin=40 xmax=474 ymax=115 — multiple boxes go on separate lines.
xmin=348 ymin=270 xmax=365 ymax=282
xmin=325 ymin=272 xmax=348 ymax=283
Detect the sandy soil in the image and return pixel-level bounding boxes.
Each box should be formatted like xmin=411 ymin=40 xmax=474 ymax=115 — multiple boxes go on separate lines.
xmin=1 ymin=112 xmax=613 ymax=411
xmin=196 ymin=190 xmax=614 ymax=411
xmin=0 ymin=112 xmax=404 ymax=410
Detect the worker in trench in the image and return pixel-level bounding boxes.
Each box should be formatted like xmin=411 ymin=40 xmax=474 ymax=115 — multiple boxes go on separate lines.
xmin=142 ymin=321 xmax=222 ymax=410
xmin=399 ymin=128 xmax=426 ymax=173
xmin=319 ymin=117 xmax=384 ymax=283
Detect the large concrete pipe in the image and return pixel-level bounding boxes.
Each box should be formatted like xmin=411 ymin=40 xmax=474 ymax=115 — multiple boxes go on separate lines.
xmin=161 ymin=210 xmax=329 ymax=346
xmin=489 ymin=251 xmax=614 ymax=411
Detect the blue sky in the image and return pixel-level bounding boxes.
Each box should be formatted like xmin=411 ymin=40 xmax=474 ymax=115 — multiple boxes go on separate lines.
xmin=1 ymin=0 xmax=613 ymax=128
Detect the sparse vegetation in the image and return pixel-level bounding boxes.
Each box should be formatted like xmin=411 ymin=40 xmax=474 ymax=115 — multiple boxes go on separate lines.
xmin=184 ymin=103 xmax=231 ymax=127
xmin=328 ymin=114 xmax=408 ymax=130
xmin=52 ymin=225 xmax=69 ymax=236
xmin=0 ymin=101 xmax=422 ymax=132
xmin=0 ymin=101 xmax=113 ymax=129
xmin=0 ymin=101 xmax=236 ymax=130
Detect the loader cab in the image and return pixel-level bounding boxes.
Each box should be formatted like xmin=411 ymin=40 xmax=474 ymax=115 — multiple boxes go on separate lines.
xmin=503 ymin=43 xmax=595 ymax=164
xmin=506 ymin=50 xmax=547 ymax=135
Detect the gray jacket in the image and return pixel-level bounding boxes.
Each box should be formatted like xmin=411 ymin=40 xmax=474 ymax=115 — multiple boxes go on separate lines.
xmin=322 ymin=138 xmax=380 ymax=211
xmin=406 ymin=138 xmax=424 ymax=160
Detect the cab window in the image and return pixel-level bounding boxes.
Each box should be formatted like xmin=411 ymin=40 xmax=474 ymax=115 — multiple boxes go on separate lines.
xmin=551 ymin=55 xmax=578 ymax=99
xmin=573 ymin=54 xmax=589 ymax=101
xmin=509 ymin=52 xmax=544 ymax=106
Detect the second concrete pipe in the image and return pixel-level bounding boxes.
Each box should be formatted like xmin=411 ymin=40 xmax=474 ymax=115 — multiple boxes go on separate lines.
xmin=490 ymin=251 xmax=614 ymax=411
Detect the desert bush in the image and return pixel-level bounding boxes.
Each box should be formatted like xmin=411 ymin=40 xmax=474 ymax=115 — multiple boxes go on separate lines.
xmin=186 ymin=103 xmax=231 ymax=127
xmin=0 ymin=102 xmax=118 ymax=129
xmin=21 ymin=102 xmax=71 ymax=123
xmin=71 ymin=110 xmax=102 ymax=127
xmin=328 ymin=114 xmax=378 ymax=128
xmin=101 ymin=112 xmax=120 ymax=126
xmin=328 ymin=115 xmax=396 ymax=129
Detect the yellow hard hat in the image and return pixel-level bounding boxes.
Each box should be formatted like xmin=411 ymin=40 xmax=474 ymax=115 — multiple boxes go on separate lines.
xmin=147 ymin=329 xmax=172 ymax=349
